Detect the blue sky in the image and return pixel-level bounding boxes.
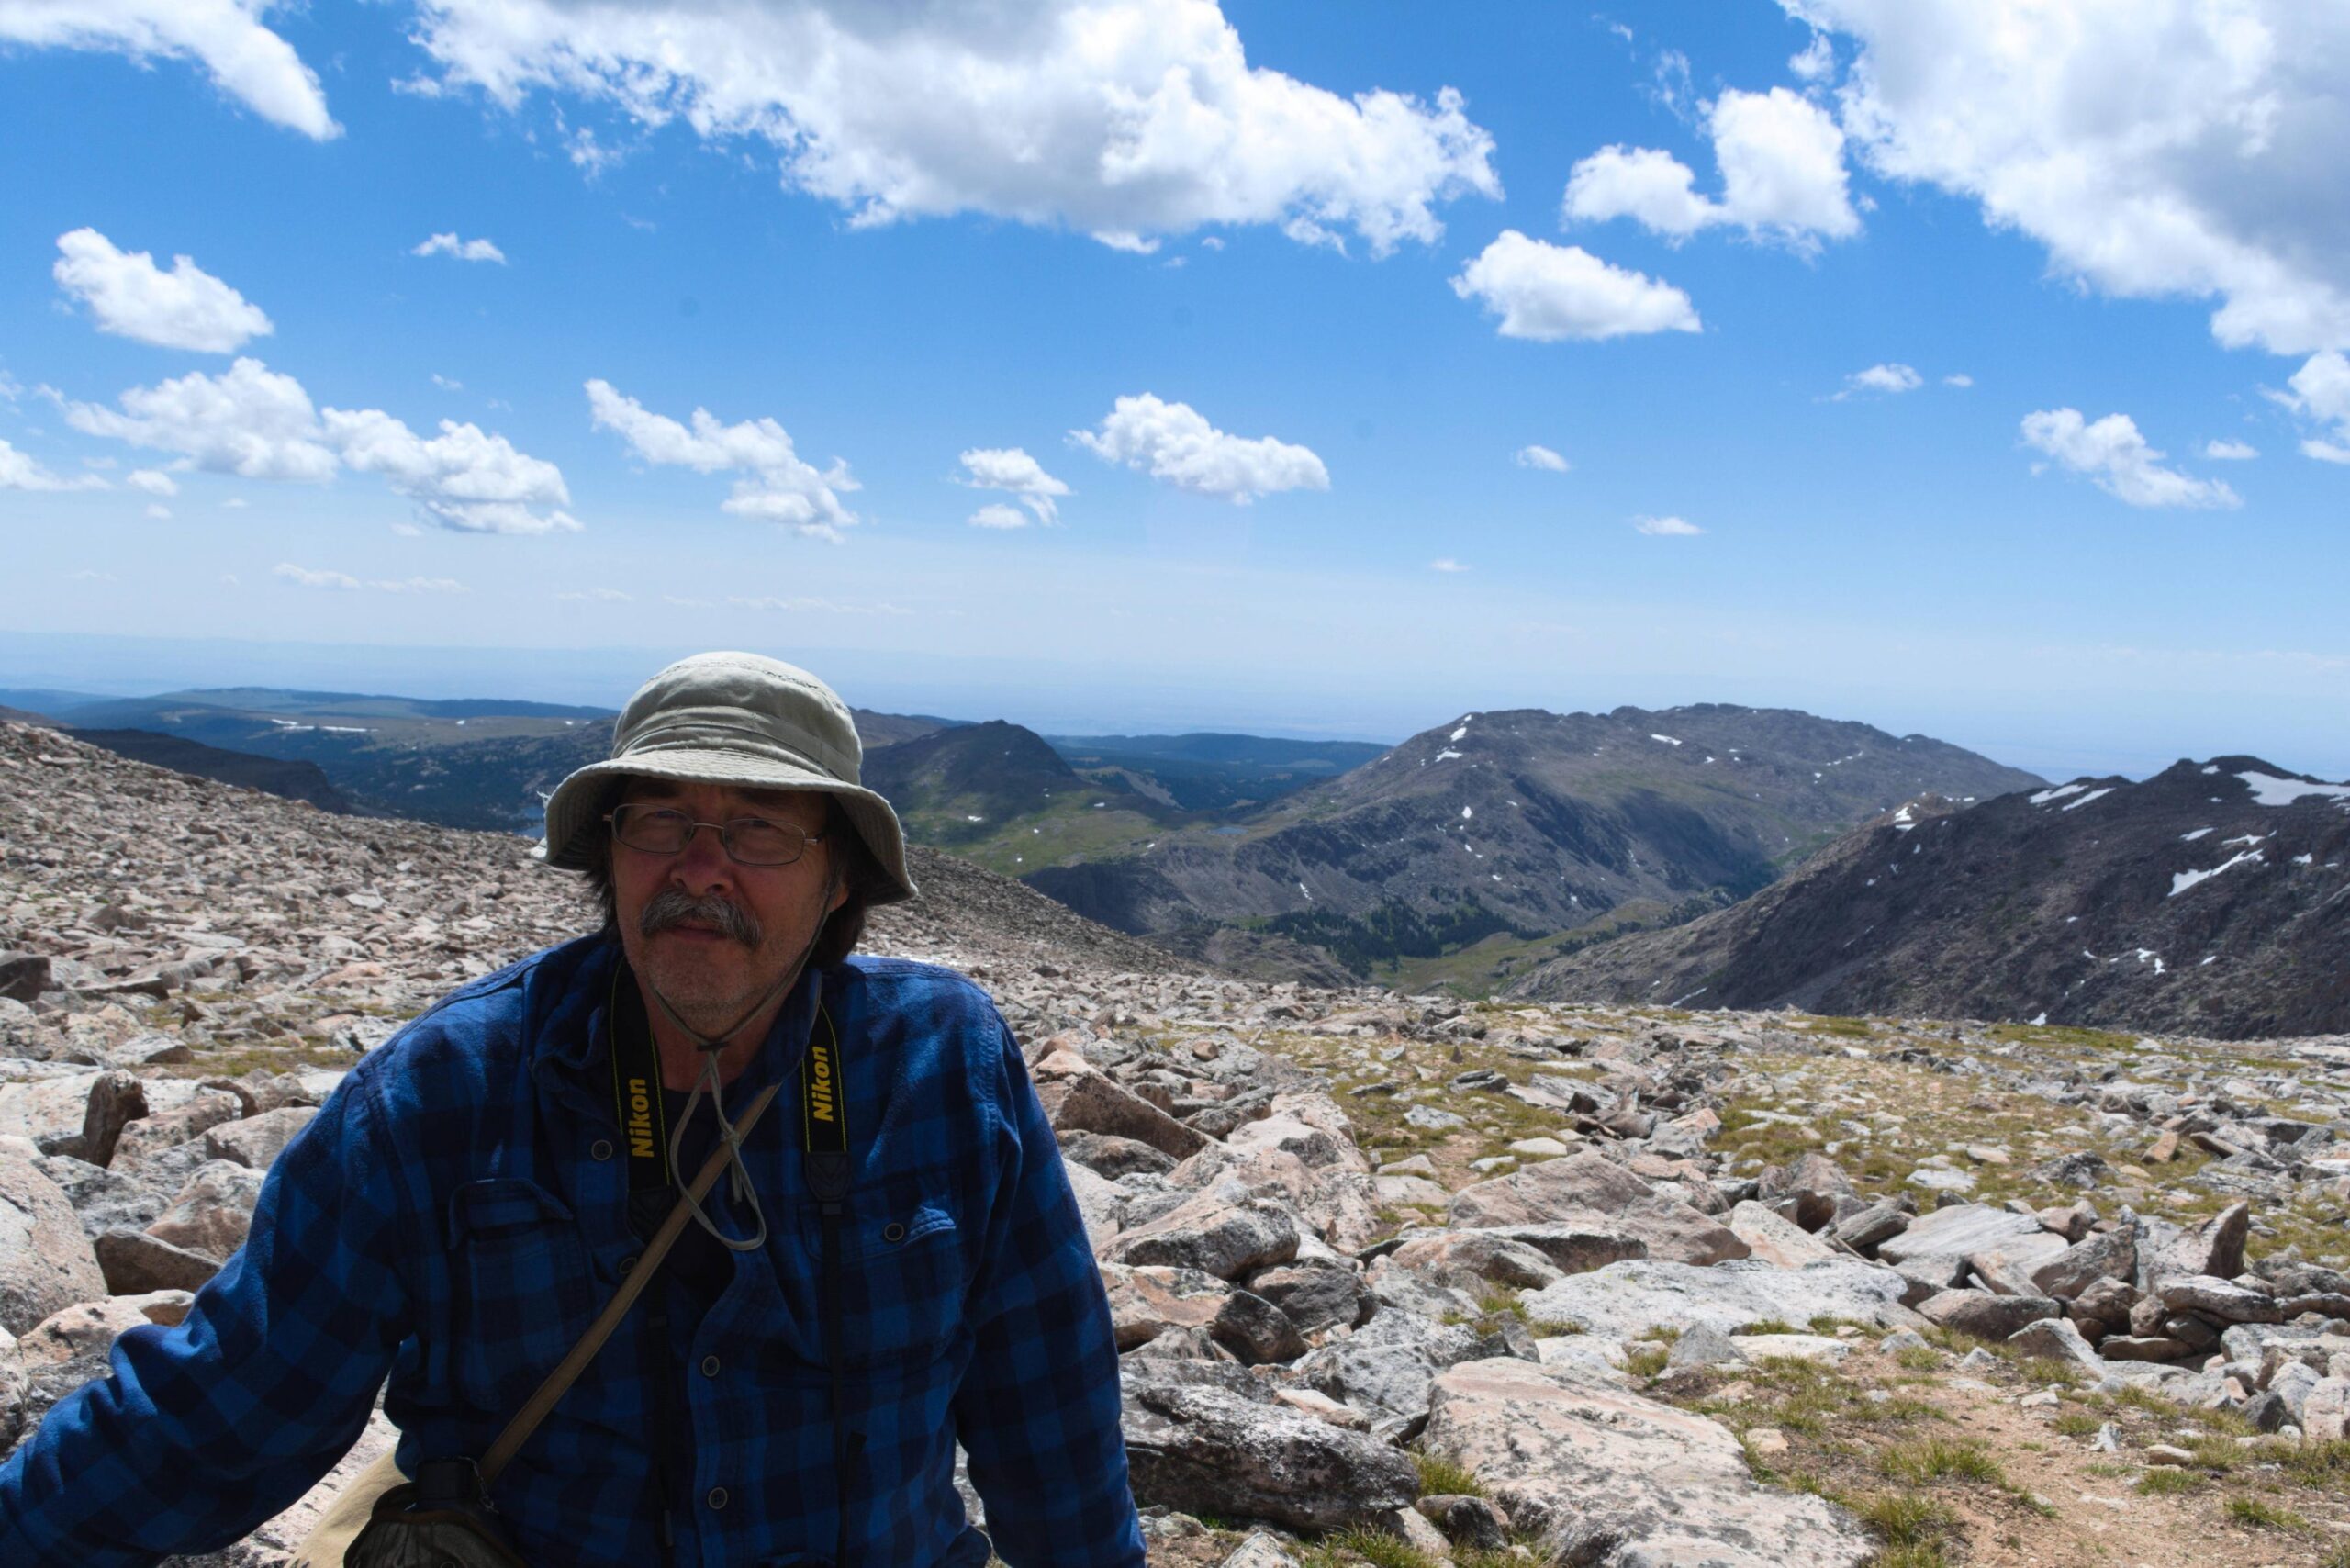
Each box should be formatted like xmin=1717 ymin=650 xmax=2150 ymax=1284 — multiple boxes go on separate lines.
xmin=2 ymin=1 xmax=2345 ymax=781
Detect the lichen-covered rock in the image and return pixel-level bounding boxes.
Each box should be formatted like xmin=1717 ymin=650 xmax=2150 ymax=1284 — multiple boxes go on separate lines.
xmin=1449 ymin=1154 xmax=1748 ymax=1266
xmin=0 ymin=1154 xmax=107 ymax=1335
xmin=1521 ymin=1258 xmax=1910 ymax=1342
xmin=1918 ymin=1289 xmax=2061 ymax=1340
xmin=1120 ymin=1369 xmax=1417 ymax=1532
xmin=1421 ymin=1358 xmax=1874 ymax=1567
xmin=201 ymin=1106 xmax=319 ymax=1170
xmin=145 ymin=1159 xmax=267 ymax=1261
xmin=1103 ymin=1193 xmax=1300 ymax=1280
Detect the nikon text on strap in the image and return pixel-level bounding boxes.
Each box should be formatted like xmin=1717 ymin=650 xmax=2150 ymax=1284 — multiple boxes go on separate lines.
xmin=604 ymin=974 xmax=861 ymax=1566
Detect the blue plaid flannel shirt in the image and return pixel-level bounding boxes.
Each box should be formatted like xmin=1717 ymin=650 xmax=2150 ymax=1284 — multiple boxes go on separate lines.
xmin=0 ymin=935 xmax=1146 ymax=1567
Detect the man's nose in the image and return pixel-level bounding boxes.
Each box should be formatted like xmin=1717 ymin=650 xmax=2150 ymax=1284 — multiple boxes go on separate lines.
xmin=665 ymin=822 xmax=738 ymax=890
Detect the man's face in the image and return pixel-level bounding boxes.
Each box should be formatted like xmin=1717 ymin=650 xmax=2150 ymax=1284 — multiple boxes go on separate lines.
xmin=610 ymin=777 xmax=847 ymax=1036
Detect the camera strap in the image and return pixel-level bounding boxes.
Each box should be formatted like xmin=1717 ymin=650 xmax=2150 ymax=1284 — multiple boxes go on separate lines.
xmin=602 ymin=967 xmax=861 ymax=1564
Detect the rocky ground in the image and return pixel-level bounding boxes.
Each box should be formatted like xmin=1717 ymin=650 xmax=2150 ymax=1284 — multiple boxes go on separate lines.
xmin=4 ymin=719 xmax=2349 ymax=1567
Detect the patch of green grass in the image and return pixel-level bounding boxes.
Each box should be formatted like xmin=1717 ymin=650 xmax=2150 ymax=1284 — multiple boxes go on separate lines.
xmin=1851 ymin=1491 xmax=1962 ymax=1548
xmin=1528 ymin=1319 xmax=1584 ymax=1338
xmin=1894 ymin=1346 xmax=1943 ymax=1372
xmin=2135 ymin=1467 xmax=2200 ymax=1495
xmin=1624 ymin=1343 xmax=1670 ymax=1379
xmin=1410 ymin=1450 xmax=1483 ymax=1499
xmin=2319 ymin=1545 xmax=2350 ymax=1568
xmin=2183 ymin=1435 xmax=2247 ymax=1473
xmin=1878 ymin=1438 xmax=2009 ymax=1489
xmin=2270 ymin=1438 xmax=2350 ymax=1489
xmin=1740 ymin=1317 xmax=1799 ymax=1336
xmin=2106 ymin=1383 xmax=2176 ymax=1416
xmin=1869 ymin=1548 xmax=1954 ymax=1568
xmin=1298 ymin=1527 xmax=1443 ymax=1568
xmin=2051 ymin=1411 xmax=2101 ymax=1439
xmin=2221 ymin=1495 xmax=2310 ymax=1532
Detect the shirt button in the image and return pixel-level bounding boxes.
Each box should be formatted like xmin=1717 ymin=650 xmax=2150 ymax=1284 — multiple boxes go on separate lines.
xmin=620 ymin=1254 xmax=640 ymax=1276
xmin=590 ymin=1139 xmax=614 ymax=1161
xmin=700 ymin=1354 xmax=722 ymax=1378
xmin=706 ymin=1486 xmax=728 ymax=1511
xmin=882 ymin=1221 xmax=906 ymax=1244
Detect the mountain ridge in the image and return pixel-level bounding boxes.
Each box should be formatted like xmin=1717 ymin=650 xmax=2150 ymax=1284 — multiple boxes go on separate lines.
xmin=1502 ymin=755 xmax=2350 ymax=1038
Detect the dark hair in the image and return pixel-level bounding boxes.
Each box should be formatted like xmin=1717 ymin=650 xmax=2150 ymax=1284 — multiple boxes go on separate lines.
xmin=579 ymin=789 xmax=884 ymax=970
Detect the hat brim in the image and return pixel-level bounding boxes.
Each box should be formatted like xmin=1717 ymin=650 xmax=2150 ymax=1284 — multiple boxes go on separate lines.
xmin=536 ymin=750 xmax=917 ymax=905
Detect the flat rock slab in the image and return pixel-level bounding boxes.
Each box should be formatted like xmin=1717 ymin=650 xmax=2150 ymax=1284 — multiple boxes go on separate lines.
xmin=1733 ymin=1333 xmax=1852 ymax=1365
xmin=1728 ymin=1200 xmax=1840 ymax=1269
xmin=1423 ymin=1358 xmax=1874 ymax=1568
xmin=1449 ymin=1155 xmax=1747 ymax=1267
xmin=1519 ymin=1258 xmax=1911 ymax=1342
xmin=1875 ymin=1204 xmax=2045 ymax=1268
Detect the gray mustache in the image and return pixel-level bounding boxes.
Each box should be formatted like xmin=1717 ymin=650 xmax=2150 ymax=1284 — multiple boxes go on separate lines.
xmin=640 ymin=889 xmax=763 ymax=946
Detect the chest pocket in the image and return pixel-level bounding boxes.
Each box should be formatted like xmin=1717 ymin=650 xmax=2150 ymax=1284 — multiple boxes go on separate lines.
xmin=447 ymin=1177 xmax=597 ymax=1414
xmin=800 ymin=1173 xmax=963 ymax=1378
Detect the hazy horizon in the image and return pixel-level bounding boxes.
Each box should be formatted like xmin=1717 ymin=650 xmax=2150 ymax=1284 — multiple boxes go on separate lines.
xmin=6 ymin=629 xmax=2345 ymax=789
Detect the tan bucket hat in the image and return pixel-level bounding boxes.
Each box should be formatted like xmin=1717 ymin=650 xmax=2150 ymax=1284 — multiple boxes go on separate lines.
xmin=536 ymin=651 xmax=915 ymax=904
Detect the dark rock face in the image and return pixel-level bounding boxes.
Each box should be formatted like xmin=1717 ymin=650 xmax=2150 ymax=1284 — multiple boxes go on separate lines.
xmin=1506 ymin=755 xmax=2350 ymax=1039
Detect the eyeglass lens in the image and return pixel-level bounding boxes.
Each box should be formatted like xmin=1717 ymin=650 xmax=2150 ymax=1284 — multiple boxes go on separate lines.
xmin=611 ymin=805 xmax=810 ymax=866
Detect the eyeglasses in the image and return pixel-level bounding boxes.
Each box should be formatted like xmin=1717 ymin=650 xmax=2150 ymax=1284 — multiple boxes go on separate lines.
xmin=605 ymin=803 xmax=827 ymax=867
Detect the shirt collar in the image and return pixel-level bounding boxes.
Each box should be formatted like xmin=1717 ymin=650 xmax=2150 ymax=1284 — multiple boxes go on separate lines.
xmin=546 ymin=931 xmax=825 ymax=1092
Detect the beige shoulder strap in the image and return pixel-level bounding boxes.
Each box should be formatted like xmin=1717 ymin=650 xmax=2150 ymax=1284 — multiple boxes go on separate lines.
xmin=479 ymin=1078 xmax=783 ymax=1485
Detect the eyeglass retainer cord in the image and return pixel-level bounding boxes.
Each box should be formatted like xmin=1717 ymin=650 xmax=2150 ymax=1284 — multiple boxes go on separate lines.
xmin=640 ymin=867 xmax=839 ymax=1253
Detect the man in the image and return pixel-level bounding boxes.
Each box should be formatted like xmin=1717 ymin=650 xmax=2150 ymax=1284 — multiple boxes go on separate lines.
xmin=0 ymin=652 xmax=1146 ymax=1566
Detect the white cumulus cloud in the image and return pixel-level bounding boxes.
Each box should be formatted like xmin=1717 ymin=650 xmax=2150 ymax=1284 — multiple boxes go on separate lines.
xmin=62 ymin=358 xmax=576 ymax=532
xmin=968 ymin=503 xmax=1034 ymax=531
xmin=1943 ymin=373 xmax=1974 ymax=387
xmin=1429 ymin=557 xmax=1468 ymax=572
xmin=1515 ymin=443 xmax=1571 ymax=472
xmin=323 ymin=407 xmax=576 ymax=534
xmin=63 ymin=358 xmax=337 ymax=481
xmin=1564 ymin=86 xmax=1859 ymax=249
xmin=2204 ymin=438 xmax=2259 ymax=461
xmin=408 ymin=0 xmax=1499 ymax=255
xmin=412 ymin=232 xmax=508 ymax=263
xmin=2020 ymin=408 xmax=2242 ymax=510
xmin=1450 ymin=230 xmax=1700 ymax=342
xmin=125 ymin=468 xmax=179 ymax=495
xmin=2277 ymin=350 xmax=2350 ymax=461
xmin=274 ymin=562 xmax=360 ymax=589
xmin=0 ymin=437 xmax=105 ymax=492
xmin=587 ymin=379 xmax=858 ymax=541
xmin=1846 ymin=362 xmax=1922 ymax=395
xmin=957 ymin=446 xmax=1070 ymax=524
xmin=1633 ymin=514 xmax=1704 ymax=535
xmin=1785 ymin=0 xmax=2350 ymax=355
xmin=52 ymin=229 xmax=273 ymax=353
xmin=0 ymin=1 xmax=337 ymax=139
xmin=1071 ymin=393 xmax=1327 ymax=503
